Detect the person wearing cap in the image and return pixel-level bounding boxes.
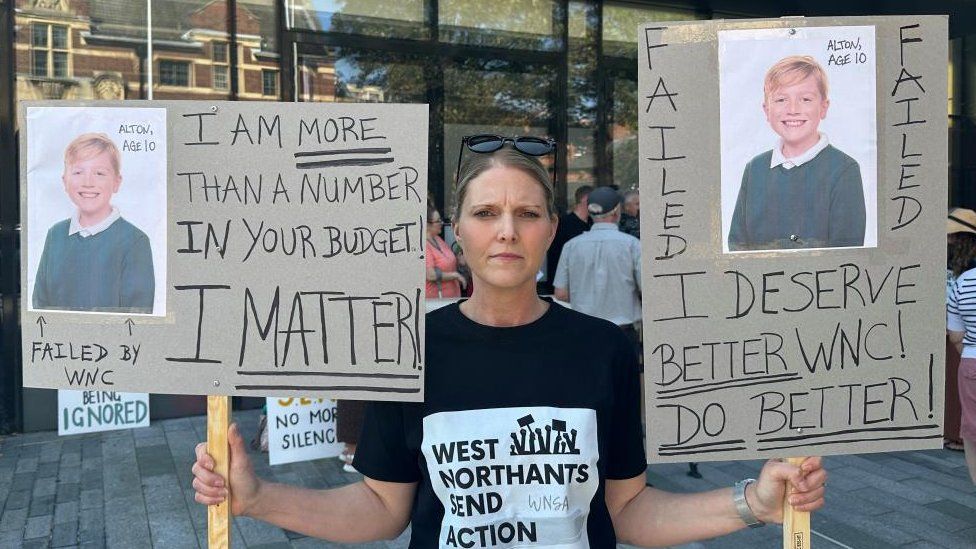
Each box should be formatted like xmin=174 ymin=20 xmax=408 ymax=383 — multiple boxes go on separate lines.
xmin=947 ymin=208 xmax=976 ymax=482
xmin=553 ymin=186 xmax=642 ymax=348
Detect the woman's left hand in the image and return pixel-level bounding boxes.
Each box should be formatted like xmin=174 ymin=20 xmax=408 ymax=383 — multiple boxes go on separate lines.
xmin=748 ymin=457 xmax=827 ymax=523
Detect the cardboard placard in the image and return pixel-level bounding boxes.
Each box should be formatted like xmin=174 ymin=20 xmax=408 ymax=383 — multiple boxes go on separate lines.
xmin=58 ymin=390 xmax=149 ymax=436
xmin=266 ymin=396 xmax=343 ymax=466
xmin=639 ymin=16 xmax=947 ymax=462
xmin=21 ymin=101 xmax=427 ymax=401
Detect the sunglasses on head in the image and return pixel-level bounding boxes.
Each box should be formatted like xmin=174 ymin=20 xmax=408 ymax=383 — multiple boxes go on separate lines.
xmin=455 ymin=134 xmax=557 ymax=186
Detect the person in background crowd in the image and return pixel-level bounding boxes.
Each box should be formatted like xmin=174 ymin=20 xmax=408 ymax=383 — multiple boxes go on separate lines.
xmin=947 ymin=208 xmax=976 ymax=473
xmin=619 ymin=189 xmax=640 ymax=239
xmin=947 ymin=208 xmax=976 ymax=293
xmin=192 ymin=144 xmax=826 ymax=547
xmin=425 ymin=204 xmax=466 ymax=298
xmin=542 ymin=184 xmax=592 ymax=295
xmin=554 ymin=186 xmax=642 ymax=352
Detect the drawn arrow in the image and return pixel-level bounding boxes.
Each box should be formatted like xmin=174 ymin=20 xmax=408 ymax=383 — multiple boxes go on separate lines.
xmin=36 ymin=316 xmax=47 ymax=338
xmin=124 ymin=318 xmax=135 ymax=337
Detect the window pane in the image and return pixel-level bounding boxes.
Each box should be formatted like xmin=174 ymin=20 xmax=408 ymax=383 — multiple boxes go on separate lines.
xmin=238 ymin=1 xmax=282 ymax=100
xmin=151 ymin=0 xmax=228 ymax=99
xmin=213 ymin=65 xmax=228 ymax=89
xmin=51 ymin=25 xmax=68 ymax=49
xmin=602 ymin=4 xmax=702 ymax=58
xmin=32 ymin=53 xmax=48 ymax=77
xmin=566 ymin=1 xmax=597 ymax=193
xmin=566 ymin=128 xmax=594 ymax=194
xmin=298 ymin=49 xmax=426 ymax=105
xmin=212 ymin=42 xmax=228 ymax=62
xmin=52 ymin=52 xmax=69 ymax=78
xmin=439 ymin=0 xmax=562 ymax=51
xmin=32 ymin=24 xmax=48 ymax=47
xmin=18 ymin=4 xmax=139 ymax=99
xmin=262 ymin=69 xmax=278 ymax=97
xmin=296 ymin=54 xmax=337 ymax=102
xmin=290 ymin=0 xmax=427 ymax=40
xmin=160 ymin=61 xmax=190 ymax=86
xmin=610 ymin=77 xmax=638 ymax=191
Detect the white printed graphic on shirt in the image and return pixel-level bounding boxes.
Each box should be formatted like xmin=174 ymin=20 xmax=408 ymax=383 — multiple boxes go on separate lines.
xmin=422 ymin=407 xmax=599 ymax=548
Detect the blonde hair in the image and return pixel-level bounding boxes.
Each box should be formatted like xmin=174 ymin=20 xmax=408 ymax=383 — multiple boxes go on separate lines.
xmin=63 ymin=133 xmax=121 ymax=176
xmin=453 ymin=148 xmax=556 ymax=221
xmin=763 ymin=55 xmax=829 ymax=100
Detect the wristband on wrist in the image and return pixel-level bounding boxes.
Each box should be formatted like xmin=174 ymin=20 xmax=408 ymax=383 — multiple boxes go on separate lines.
xmin=733 ymin=478 xmax=765 ymax=528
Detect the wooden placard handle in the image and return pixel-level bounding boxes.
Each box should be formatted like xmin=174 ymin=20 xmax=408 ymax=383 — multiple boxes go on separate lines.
xmin=207 ymin=396 xmax=232 ymax=548
xmin=782 ymin=456 xmax=810 ymax=549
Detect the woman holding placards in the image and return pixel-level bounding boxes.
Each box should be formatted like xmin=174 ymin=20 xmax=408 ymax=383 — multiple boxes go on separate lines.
xmin=191 ymin=136 xmax=826 ymax=546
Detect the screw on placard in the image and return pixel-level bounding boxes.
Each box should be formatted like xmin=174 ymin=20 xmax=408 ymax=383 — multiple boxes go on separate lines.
xmin=788 ymin=28 xmax=797 ymax=35
xmin=210 ymin=105 xmax=218 ymax=112
xmin=796 ymin=428 xmax=803 ymax=433
xmin=213 ymin=380 xmax=220 ymax=387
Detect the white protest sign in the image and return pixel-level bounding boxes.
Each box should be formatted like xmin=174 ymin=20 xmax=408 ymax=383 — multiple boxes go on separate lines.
xmin=58 ymin=390 xmax=149 ymax=436
xmin=267 ymin=396 xmax=343 ymax=466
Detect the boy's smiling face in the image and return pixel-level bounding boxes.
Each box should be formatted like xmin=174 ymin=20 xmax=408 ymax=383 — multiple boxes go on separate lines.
xmin=763 ymin=74 xmax=829 ymax=157
xmin=62 ymin=150 xmax=121 ymax=226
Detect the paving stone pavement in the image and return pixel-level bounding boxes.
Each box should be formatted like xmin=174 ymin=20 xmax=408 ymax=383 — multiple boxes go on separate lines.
xmin=1 ymin=409 xmax=974 ymax=548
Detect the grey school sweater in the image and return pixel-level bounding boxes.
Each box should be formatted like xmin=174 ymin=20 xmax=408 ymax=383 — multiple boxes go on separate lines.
xmin=728 ymin=145 xmax=866 ymax=251
xmin=33 ymin=217 xmax=155 ymax=313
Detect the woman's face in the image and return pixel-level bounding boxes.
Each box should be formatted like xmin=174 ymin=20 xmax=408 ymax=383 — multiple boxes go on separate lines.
xmin=426 ymin=210 xmax=444 ymax=238
xmin=453 ymin=165 xmax=556 ymax=293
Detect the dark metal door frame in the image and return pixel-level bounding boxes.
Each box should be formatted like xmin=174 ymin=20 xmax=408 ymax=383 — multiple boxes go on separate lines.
xmin=0 ymin=0 xmax=23 ymax=433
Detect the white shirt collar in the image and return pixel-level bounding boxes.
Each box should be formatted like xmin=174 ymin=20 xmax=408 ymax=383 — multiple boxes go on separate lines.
xmin=68 ymin=207 xmax=121 ymax=238
xmin=770 ymin=133 xmax=829 ymax=170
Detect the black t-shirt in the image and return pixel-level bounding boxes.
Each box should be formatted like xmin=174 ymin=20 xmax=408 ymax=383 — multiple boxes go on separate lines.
xmin=543 ymin=212 xmax=590 ymax=294
xmin=354 ymin=300 xmax=646 ymax=548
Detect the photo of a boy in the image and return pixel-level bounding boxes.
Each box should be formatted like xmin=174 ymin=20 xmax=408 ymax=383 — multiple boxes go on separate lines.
xmin=728 ymin=55 xmax=866 ymax=251
xmin=32 ymin=133 xmax=155 ymax=313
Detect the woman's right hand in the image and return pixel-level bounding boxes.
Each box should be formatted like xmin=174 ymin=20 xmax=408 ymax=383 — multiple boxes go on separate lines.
xmin=192 ymin=423 xmax=262 ymax=516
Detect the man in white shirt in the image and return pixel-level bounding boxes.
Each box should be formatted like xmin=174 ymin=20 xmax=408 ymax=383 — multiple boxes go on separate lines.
xmin=554 ymin=187 xmax=642 ymax=346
